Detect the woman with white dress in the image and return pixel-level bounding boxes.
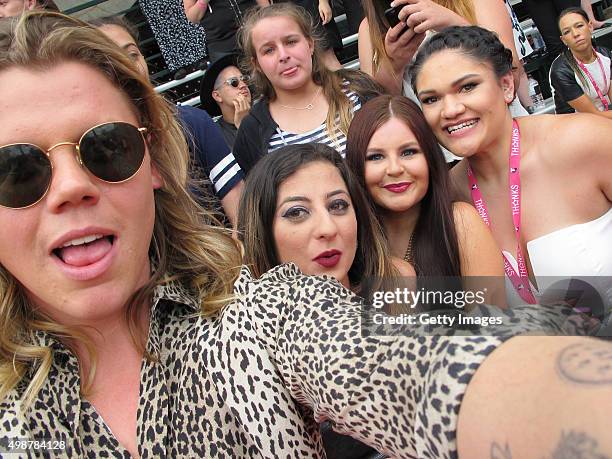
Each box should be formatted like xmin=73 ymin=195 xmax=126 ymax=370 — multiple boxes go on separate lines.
xmin=410 ymin=25 xmax=612 ymax=308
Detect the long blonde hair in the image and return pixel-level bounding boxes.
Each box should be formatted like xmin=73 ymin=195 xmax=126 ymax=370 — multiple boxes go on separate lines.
xmin=0 ymin=11 xmax=242 ymax=407
xmin=364 ymin=0 xmax=476 ymax=74
xmin=238 ymin=3 xmax=357 ymax=137
xmin=435 ymin=0 xmax=476 ymax=24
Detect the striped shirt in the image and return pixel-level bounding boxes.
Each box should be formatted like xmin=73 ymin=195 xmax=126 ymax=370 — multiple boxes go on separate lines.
xmin=268 ymin=89 xmax=361 ymax=157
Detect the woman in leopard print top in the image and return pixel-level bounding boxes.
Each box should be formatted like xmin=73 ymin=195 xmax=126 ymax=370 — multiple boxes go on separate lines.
xmin=0 ymin=11 xmax=611 ymax=459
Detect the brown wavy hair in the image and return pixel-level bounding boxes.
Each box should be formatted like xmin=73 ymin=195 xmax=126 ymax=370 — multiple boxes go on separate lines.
xmin=346 ymin=95 xmax=461 ymax=278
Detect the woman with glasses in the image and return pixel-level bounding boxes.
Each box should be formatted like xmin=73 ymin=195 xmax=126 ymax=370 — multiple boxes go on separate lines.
xmin=1 ymin=11 xmax=612 ymax=459
xmin=550 ymin=7 xmax=612 ymax=119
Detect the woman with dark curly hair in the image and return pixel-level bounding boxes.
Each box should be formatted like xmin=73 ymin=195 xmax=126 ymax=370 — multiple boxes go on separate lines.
xmin=410 ymin=25 xmax=612 ymax=307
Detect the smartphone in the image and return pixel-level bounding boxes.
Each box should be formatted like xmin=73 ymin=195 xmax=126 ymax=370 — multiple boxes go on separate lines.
xmin=384 ymin=5 xmax=401 ymax=28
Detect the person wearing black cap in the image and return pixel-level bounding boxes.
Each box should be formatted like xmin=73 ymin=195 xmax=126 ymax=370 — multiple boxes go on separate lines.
xmin=93 ymin=15 xmax=244 ymax=227
xmin=200 ymin=54 xmax=252 ymax=149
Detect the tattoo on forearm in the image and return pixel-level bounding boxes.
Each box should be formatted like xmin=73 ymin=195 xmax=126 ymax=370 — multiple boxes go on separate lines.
xmin=491 ymin=441 xmax=512 ymax=459
xmin=491 ymin=431 xmax=610 ymax=459
xmin=557 ymin=342 xmax=612 ymax=385
xmin=548 ymin=430 xmax=610 ymax=459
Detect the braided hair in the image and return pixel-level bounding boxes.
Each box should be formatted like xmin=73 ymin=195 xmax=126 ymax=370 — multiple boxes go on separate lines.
xmin=408 ymin=25 xmax=514 ymax=94
xmin=558 ymin=7 xmax=594 ymax=89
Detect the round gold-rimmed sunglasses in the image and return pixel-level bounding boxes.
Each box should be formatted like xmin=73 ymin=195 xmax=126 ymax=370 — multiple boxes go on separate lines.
xmin=0 ymin=121 xmax=147 ymax=209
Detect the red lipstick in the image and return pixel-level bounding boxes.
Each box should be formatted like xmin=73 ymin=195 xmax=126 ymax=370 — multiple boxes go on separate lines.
xmin=383 ymin=182 xmax=411 ymax=193
xmin=313 ymin=249 xmax=341 ymax=268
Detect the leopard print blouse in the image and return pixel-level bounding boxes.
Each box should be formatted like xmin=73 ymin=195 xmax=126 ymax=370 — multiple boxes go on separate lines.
xmin=0 ymin=264 xmax=576 ymax=458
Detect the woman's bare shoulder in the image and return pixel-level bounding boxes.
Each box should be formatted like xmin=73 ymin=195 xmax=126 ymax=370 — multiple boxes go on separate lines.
xmin=452 ymin=200 xmax=479 ymax=219
xmin=520 ymin=113 xmax=611 ymax=164
xmin=451 ymin=201 xmax=487 ymax=235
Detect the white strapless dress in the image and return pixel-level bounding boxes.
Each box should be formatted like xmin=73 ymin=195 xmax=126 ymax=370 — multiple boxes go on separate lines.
xmin=505 ymin=208 xmax=612 ymax=309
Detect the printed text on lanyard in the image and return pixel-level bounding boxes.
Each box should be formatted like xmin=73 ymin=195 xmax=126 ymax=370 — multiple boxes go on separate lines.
xmin=467 ymin=120 xmax=537 ymax=304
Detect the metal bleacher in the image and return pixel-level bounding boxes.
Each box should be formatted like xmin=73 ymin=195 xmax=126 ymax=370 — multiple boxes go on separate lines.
xmin=60 ymin=0 xmax=360 ymax=109
xmin=62 ymin=1 xmax=175 ymax=88
xmin=163 ymin=23 xmax=360 ymax=108
xmin=61 ymin=0 xmax=612 ymax=113
xmin=152 ymin=12 xmax=361 ymax=108
xmin=510 ymin=0 xmax=612 ymax=104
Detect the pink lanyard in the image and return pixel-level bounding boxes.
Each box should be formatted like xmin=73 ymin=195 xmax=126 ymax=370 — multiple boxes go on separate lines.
xmin=467 ymin=120 xmax=537 ymax=304
xmin=576 ymin=52 xmax=609 ymax=111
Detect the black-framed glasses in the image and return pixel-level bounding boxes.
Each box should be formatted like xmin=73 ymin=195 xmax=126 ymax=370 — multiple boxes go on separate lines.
xmin=0 ymin=121 xmax=147 ymax=209
xmin=215 ymin=75 xmax=248 ymax=89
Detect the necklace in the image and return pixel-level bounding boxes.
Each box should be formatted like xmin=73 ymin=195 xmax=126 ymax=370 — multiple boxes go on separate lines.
xmin=277 ymin=87 xmax=322 ymax=110
xmin=403 ymin=232 xmax=415 ymax=263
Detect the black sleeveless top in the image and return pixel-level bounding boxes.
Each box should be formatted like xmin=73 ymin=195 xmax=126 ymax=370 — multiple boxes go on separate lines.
xmin=200 ymin=0 xmax=257 ymax=60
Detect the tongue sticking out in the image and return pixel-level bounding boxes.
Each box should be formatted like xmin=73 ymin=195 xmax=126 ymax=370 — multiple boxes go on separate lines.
xmin=57 ymin=237 xmax=112 ymax=267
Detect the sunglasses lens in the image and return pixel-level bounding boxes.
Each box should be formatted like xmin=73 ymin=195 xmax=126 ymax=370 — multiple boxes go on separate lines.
xmin=0 ymin=144 xmax=52 ymax=208
xmin=80 ymin=122 xmax=145 ymax=183
xmin=228 ymin=78 xmax=240 ymax=88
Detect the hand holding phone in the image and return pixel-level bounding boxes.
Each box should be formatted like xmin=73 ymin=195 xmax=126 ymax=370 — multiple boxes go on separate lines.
xmin=385 ymin=0 xmax=471 ymax=34
xmin=384 ymin=5 xmax=401 ymax=28
xmin=384 ymin=22 xmax=426 ymax=72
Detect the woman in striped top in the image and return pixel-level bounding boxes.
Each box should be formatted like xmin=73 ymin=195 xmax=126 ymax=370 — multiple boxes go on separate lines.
xmin=232 ymin=3 xmax=383 ymax=174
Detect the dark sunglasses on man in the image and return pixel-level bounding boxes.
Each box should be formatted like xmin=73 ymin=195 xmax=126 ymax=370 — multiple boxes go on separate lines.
xmin=0 ymin=121 xmax=147 ymax=209
xmin=214 ymin=75 xmax=248 ymax=90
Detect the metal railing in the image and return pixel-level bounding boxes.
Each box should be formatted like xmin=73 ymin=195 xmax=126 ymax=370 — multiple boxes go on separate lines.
xmin=63 ymin=0 xmax=139 ymax=16
xmin=177 ymin=57 xmax=361 ymax=107
xmin=156 ymin=27 xmax=359 ymax=97
xmin=154 ymin=69 xmax=206 ymax=94
xmin=61 ymin=1 xmax=357 ymax=100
